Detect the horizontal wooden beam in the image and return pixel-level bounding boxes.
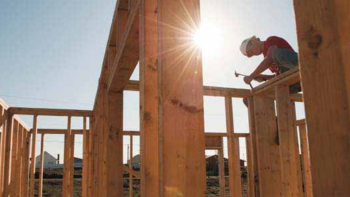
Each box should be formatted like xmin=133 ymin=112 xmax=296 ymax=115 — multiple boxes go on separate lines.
xmin=29 ymin=129 xmax=250 ymax=136
xmin=296 ymin=119 xmax=306 ymax=126
xmin=30 ymin=129 xmax=250 ymax=138
xmin=123 ymin=166 xmax=141 ymax=179
xmin=125 ymin=80 xmax=303 ymax=102
xmin=289 ymin=94 xmax=303 ymax=102
xmin=125 ymin=80 xmax=252 ymax=98
xmin=206 ymin=147 xmax=224 ymax=150
xmin=252 ymin=67 xmax=300 ymax=95
xmin=107 ymin=0 xmax=140 ymax=92
xmin=9 ymin=107 xmax=93 ymax=117
xmin=205 ymin=136 xmax=223 ymax=149
xmin=204 ymin=86 xmax=252 ymax=98
xmin=123 ymin=131 xmax=141 ymax=136
xmin=123 ymin=131 xmax=249 ymax=138
xmin=109 ymin=0 xmax=128 ymax=47
xmin=31 ymin=129 xmax=86 ymax=135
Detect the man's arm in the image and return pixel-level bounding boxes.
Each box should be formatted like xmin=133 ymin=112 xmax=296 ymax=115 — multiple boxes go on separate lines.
xmin=244 ymin=46 xmax=276 ymax=84
xmin=259 ymin=74 xmax=275 ymax=80
xmin=253 ymin=74 xmax=275 ymax=82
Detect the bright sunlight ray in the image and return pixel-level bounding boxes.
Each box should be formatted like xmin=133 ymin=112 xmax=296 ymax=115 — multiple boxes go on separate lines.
xmin=193 ymin=22 xmax=222 ymax=55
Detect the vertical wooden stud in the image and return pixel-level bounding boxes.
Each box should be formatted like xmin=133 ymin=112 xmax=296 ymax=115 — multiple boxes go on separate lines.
xmin=291 ymin=102 xmax=304 ymax=196
xmin=3 ymin=113 xmax=14 ymax=197
xmin=91 ymin=115 xmax=99 ymax=197
xmin=299 ymin=124 xmax=313 ymax=197
xmin=10 ymin=120 xmax=19 ymax=196
xmin=246 ymin=136 xmax=255 ymax=197
xmin=275 ymin=85 xmax=303 ymax=197
xmin=38 ymin=134 xmax=45 ymax=197
xmin=247 ymin=97 xmax=259 ymax=197
xmin=129 ymin=135 xmax=134 ymax=197
xmin=22 ymin=130 xmax=31 ymax=197
xmin=70 ymin=134 xmax=75 ymax=197
xmin=82 ymin=117 xmax=88 ymax=197
xmin=225 ymin=97 xmax=242 ymax=197
xmin=139 ymin=0 xmax=160 ymax=195
xmin=0 ymin=106 xmax=4 ymax=195
xmin=29 ymin=115 xmax=38 ymax=197
xmin=15 ymin=125 xmax=25 ymax=197
xmin=63 ymin=116 xmax=72 ymax=197
xmin=218 ymin=140 xmax=225 ymax=197
xmin=106 ymin=91 xmax=123 ymax=196
xmin=97 ymin=76 xmax=108 ymax=197
xmin=88 ymin=118 xmax=94 ymax=197
xmin=294 ymin=0 xmax=350 ymax=196
xmin=253 ymin=96 xmax=282 ymax=197
xmin=140 ymin=0 xmax=206 ymax=196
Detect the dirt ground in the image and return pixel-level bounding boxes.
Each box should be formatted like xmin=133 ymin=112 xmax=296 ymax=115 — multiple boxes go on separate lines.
xmin=35 ymin=169 xmax=247 ymax=197
xmin=36 ymin=178 xmax=247 ymax=197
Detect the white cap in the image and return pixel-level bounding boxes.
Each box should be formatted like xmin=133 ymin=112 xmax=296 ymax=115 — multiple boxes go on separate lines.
xmin=240 ymin=36 xmax=254 ymax=56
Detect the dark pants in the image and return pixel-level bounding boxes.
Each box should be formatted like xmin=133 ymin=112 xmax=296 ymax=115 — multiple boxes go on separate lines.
xmin=271 ymin=48 xmax=301 ymax=94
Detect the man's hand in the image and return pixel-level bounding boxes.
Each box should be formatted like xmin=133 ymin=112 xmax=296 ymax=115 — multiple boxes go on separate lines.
xmin=243 ymin=76 xmax=253 ymax=85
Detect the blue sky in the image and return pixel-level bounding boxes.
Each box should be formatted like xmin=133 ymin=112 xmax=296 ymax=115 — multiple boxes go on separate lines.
xmin=0 ymin=0 xmax=304 ymax=163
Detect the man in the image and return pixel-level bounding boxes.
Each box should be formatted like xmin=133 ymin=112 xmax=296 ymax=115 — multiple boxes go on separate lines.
xmin=240 ymin=36 xmax=301 ymax=145
xmin=239 ymin=36 xmax=301 ymax=106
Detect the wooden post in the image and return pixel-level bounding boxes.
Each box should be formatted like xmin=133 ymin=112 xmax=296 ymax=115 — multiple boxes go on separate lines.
xmin=10 ymin=120 xmax=19 ymax=196
xmin=82 ymin=117 xmax=88 ymax=197
xmin=299 ymin=124 xmax=313 ymax=197
xmin=139 ymin=0 xmax=160 ymax=195
xmin=91 ymin=115 xmax=99 ymax=197
xmin=96 ymin=74 xmax=108 ymax=197
xmin=106 ymin=90 xmax=123 ymax=197
xmin=291 ymin=102 xmax=304 ymax=196
xmin=218 ymin=141 xmax=225 ymax=197
xmin=275 ymin=85 xmax=303 ymax=197
xmin=0 ymin=106 xmax=5 ymax=196
xmin=293 ymin=0 xmax=350 ymax=196
xmin=253 ymin=96 xmax=282 ymax=197
xmin=129 ymin=135 xmax=133 ymax=197
xmin=2 ymin=113 xmax=14 ymax=197
xmin=225 ymin=97 xmax=242 ymax=197
xmin=246 ymin=136 xmax=255 ymax=197
xmin=38 ymin=134 xmax=45 ymax=197
xmin=140 ymin=0 xmax=206 ymax=196
xmin=29 ymin=115 xmax=38 ymax=197
xmin=247 ymin=97 xmax=259 ymax=197
xmin=15 ymin=125 xmax=25 ymax=197
xmin=0 ymin=130 xmax=2 ymax=196
xmin=70 ymin=134 xmax=75 ymax=197
xmin=22 ymin=130 xmax=31 ymax=197
xmin=88 ymin=118 xmax=94 ymax=197
xmin=63 ymin=116 xmax=72 ymax=197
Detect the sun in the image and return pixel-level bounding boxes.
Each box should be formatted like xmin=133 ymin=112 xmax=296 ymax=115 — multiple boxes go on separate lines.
xmin=193 ymin=23 xmax=222 ymax=54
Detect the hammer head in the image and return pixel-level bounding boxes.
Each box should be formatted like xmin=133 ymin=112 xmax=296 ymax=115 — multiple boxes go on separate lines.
xmin=234 ymin=71 xmax=239 ymax=77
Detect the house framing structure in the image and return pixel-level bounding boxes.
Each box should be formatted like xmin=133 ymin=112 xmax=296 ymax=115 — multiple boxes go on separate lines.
xmin=0 ymin=0 xmax=349 ymax=197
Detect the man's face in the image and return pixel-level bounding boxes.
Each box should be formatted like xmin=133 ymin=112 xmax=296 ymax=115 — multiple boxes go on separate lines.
xmin=246 ymin=39 xmax=261 ymax=58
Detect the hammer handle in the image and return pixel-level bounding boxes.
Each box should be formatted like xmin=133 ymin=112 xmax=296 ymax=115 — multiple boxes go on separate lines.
xmin=249 ymin=83 xmax=253 ymax=89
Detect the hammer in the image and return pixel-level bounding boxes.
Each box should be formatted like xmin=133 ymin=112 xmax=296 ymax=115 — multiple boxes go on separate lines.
xmin=234 ymin=71 xmax=254 ymax=89
xmin=234 ymin=71 xmax=249 ymax=77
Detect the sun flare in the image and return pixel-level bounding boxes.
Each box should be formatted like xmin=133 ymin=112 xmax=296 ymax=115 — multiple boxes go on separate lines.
xmin=193 ymin=23 xmax=222 ymax=54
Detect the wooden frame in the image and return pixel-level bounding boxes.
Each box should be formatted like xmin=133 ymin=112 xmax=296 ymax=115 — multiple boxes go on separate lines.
xmin=1 ymin=0 xmax=349 ymax=196
xmin=1 ymin=100 xmax=92 ymax=197
xmin=9 ymin=107 xmax=92 ymax=117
